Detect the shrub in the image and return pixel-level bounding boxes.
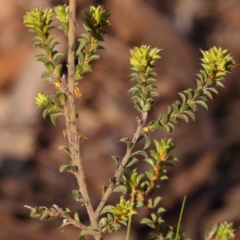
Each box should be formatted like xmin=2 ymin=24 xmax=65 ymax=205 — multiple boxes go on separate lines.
xmin=23 ymin=1 xmax=236 ymax=239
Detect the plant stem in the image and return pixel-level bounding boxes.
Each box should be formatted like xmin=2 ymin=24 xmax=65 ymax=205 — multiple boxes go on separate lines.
xmin=126 ymin=189 xmax=135 ymax=240
xmin=175 ymin=196 xmax=186 ymax=240
xmin=95 ymin=113 xmax=148 ymax=216
xmin=67 ymin=1 xmax=101 ymax=239
xmin=126 ymin=214 xmax=133 ymax=240
xmin=53 ymin=204 xmax=87 ymax=229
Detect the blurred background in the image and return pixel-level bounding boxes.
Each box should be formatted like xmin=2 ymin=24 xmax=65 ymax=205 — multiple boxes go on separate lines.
xmin=1 ymin=0 xmax=240 ymax=239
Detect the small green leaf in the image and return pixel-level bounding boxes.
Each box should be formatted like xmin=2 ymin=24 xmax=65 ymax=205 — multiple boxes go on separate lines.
xmin=97 ymin=45 xmax=105 ymax=50
xmin=113 ymin=185 xmax=127 ymax=194
xmin=100 ymin=205 xmax=114 ymax=215
xmin=41 ymin=71 xmax=52 ymax=79
xmin=46 ymin=36 xmax=55 ymax=45
xmin=160 ymin=175 xmax=168 ymax=181
xmin=150 ymin=91 xmax=159 ymax=97
xmin=196 ymin=100 xmax=208 ymax=109
xmin=55 ymin=64 xmax=62 ymax=78
xmin=65 ymin=207 xmax=71 ymax=213
xmin=45 ymin=61 xmax=55 ymax=71
xmin=44 ymin=45 xmax=53 ymax=57
xmin=43 ymin=109 xmax=48 ymax=119
xmin=59 ymin=145 xmax=71 ymax=156
xmin=88 ymin=54 xmax=100 ymax=62
xmin=131 ymin=150 xmax=148 ymax=158
xmin=157 ymin=207 xmax=166 ymax=214
xmin=79 ymin=135 xmax=88 ymax=141
xmin=78 ymin=198 xmax=85 ymax=203
xmin=208 ymin=87 xmax=218 ymax=95
xmin=76 ymin=39 xmax=87 ymax=53
xmin=59 ymin=164 xmax=77 ymax=173
xmin=145 ymin=158 xmax=155 ymax=167
xmin=119 ymin=137 xmax=129 ymax=142
xmin=119 ymin=137 xmax=133 ymax=149
xmin=47 ymin=106 xmax=58 ymax=114
xmin=216 ymin=81 xmax=225 ymax=88
xmin=163 ymin=124 xmax=170 ymax=132
xmin=51 ymin=41 xmax=60 ymax=49
xmin=53 ymin=52 xmax=64 ymax=63
xmin=134 ymin=104 xmax=142 ymax=113
xmin=189 ymin=103 xmax=197 ymax=111
xmin=74 ymin=212 xmax=80 ymax=222
xmin=172 ymin=103 xmax=179 ymax=114
xmin=185 ymin=111 xmax=195 ymax=121
xmin=203 ymin=90 xmax=213 ymax=99
xmin=81 ymin=63 xmax=92 ymax=74
xmin=72 ymin=189 xmax=80 ymax=201
xmin=143 ymin=102 xmax=153 ymax=112
xmin=177 ymin=114 xmax=189 ymax=122
xmin=143 ymin=133 xmax=151 ymax=149
xmin=80 ymin=230 xmax=88 ymax=237
xmin=129 ymin=86 xmax=141 ymax=94
xmin=50 ymin=112 xmax=63 ymax=125
xmin=125 ymin=157 xmax=138 ymax=167
xmin=59 ymin=221 xmax=70 ymax=232
xmin=101 ymin=185 xmax=107 ymax=196
xmin=111 ymin=155 xmax=119 ymax=165
xmin=179 ymin=92 xmax=186 ymax=103
xmin=57 ymin=93 xmax=66 ymax=105
xmin=36 ymin=56 xmax=49 ymax=63
xmin=41 ymin=213 xmax=52 ymax=220
xmin=140 ymin=218 xmax=155 ymax=229
xmin=153 ymin=196 xmax=162 ymax=208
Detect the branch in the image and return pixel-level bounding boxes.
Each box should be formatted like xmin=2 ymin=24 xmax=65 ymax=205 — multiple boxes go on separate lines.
xmin=24 ymin=204 xmax=86 ymax=230
xmin=144 ymin=47 xmax=236 ymax=133
xmin=95 ymin=112 xmax=148 ymax=216
xmin=66 ymin=0 xmax=100 ymax=236
xmin=53 ymin=204 xmax=86 ymax=229
xmin=95 ymin=46 xmax=160 ymax=217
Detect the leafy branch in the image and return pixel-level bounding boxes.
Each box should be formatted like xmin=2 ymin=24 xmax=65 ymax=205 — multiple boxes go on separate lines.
xmin=205 ymin=222 xmax=235 ymax=240
xmin=95 ymin=45 xmax=162 ymax=217
xmin=144 ymin=47 xmax=235 ymax=133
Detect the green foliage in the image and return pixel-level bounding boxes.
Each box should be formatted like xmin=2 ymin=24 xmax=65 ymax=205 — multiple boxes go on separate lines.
xmin=205 ymin=222 xmax=235 ymax=240
xmin=83 ymin=6 xmax=110 ymax=40
xmin=24 ymin=7 xmax=66 ymax=124
xmin=165 ymin=226 xmax=190 ymax=240
xmin=75 ymin=6 xmax=110 ymax=80
xmin=23 ymin=3 xmax=236 ymax=240
xmin=23 ymin=7 xmax=53 ymax=41
xmin=24 ymin=205 xmax=70 ymax=221
xmin=117 ymin=139 xmax=177 ymax=238
xmin=35 ymin=92 xmax=64 ymax=125
xmin=55 ymin=4 xmax=69 ymax=33
xmin=23 ymin=7 xmax=64 ymax=83
xmin=99 ymin=196 xmax=137 ymax=233
xmin=129 ymin=45 xmax=161 ymax=113
xmin=144 ymin=47 xmax=235 ymax=133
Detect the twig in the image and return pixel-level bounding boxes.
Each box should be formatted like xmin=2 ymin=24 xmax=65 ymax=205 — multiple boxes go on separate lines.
xmin=53 ymin=204 xmax=86 ymax=229
xmin=95 ymin=112 xmax=148 ymax=216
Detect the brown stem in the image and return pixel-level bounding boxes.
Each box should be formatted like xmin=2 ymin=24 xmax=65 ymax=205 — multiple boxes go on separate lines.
xmin=53 ymin=204 xmax=86 ymax=229
xmin=95 ymin=112 xmax=148 ymax=217
xmin=67 ymin=1 xmax=101 ymax=239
